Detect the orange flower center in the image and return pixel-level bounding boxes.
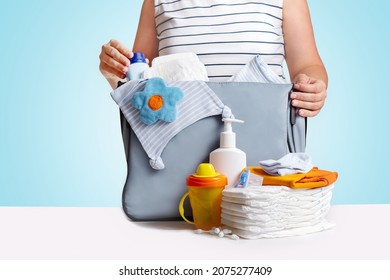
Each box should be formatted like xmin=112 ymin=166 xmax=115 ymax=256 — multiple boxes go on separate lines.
xmin=148 ymin=94 xmax=164 ymax=110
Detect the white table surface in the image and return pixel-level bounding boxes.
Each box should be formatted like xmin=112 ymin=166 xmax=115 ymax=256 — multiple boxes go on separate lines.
xmin=0 ymin=205 xmax=389 ymax=260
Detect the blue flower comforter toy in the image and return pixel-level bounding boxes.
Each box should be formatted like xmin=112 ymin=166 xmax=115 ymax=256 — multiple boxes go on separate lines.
xmin=111 ymin=78 xmax=233 ymax=170
xmin=131 ymin=78 xmax=184 ymax=125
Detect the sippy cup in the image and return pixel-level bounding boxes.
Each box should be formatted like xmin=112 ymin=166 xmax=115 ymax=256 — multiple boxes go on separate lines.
xmin=179 ymin=163 xmax=227 ymax=230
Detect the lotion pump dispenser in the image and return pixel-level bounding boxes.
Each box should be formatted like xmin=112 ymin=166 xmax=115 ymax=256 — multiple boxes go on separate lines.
xmin=209 ymin=118 xmax=247 ymax=188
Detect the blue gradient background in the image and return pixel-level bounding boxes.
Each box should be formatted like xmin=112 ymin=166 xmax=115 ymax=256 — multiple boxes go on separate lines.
xmin=0 ymin=0 xmax=389 ymax=206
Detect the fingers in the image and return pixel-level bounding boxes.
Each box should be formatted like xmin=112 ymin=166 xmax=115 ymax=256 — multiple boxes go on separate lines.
xmin=294 ymin=81 xmax=324 ymax=94
xmin=291 ymin=98 xmax=324 ymax=111
xmin=297 ymin=108 xmax=321 ymax=117
xmin=291 ymin=89 xmax=325 ymax=102
xmin=108 ymin=39 xmax=133 ymax=58
xmin=101 ymin=43 xmax=130 ymax=67
xmin=291 ymin=78 xmax=327 ymax=117
xmin=100 ymin=51 xmax=128 ymax=76
xmin=99 ymin=39 xmax=133 ymax=79
xmin=291 ymin=94 xmax=325 ymax=117
xmin=100 ymin=63 xmax=127 ymax=80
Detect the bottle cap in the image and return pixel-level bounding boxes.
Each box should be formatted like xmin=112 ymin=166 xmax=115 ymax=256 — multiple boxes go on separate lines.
xmin=130 ymin=52 xmax=146 ymax=64
xmin=193 ymin=163 xmax=219 ymax=178
xmin=186 ymin=163 xmax=227 ymax=187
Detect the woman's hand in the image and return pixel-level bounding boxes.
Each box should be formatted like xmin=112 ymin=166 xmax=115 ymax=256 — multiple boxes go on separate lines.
xmin=290 ymin=73 xmax=327 ymax=117
xmin=99 ymin=39 xmax=133 ymax=89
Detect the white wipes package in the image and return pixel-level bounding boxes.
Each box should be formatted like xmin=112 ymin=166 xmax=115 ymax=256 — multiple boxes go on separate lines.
xmin=143 ymin=52 xmax=209 ymax=82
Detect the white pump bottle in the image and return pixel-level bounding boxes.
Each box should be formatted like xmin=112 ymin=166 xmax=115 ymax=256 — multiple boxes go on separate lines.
xmin=209 ymin=118 xmax=247 ymax=188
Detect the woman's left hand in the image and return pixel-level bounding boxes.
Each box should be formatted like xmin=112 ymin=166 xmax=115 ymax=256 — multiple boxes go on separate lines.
xmin=290 ymin=73 xmax=327 ymax=117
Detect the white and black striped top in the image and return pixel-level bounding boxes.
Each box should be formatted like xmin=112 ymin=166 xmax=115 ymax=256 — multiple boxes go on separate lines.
xmin=154 ymin=0 xmax=285 ymax=81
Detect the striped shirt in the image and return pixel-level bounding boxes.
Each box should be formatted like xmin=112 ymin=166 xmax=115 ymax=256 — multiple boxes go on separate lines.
xmin=154 ymin=0 xmax=285 ymax=81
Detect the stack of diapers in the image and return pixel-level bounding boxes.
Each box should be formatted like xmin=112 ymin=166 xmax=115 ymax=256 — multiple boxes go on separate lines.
xmin=221 ymin=185 xmax=335 ymax=239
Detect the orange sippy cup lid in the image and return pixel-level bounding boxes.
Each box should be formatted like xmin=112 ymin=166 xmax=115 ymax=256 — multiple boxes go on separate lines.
xmin=186 ymin=163 xmax=228 ymax=187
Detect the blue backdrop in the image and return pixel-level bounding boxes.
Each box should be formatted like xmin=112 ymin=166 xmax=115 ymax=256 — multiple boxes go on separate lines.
xmin=1 ymin=0 xmax=389 ymax=206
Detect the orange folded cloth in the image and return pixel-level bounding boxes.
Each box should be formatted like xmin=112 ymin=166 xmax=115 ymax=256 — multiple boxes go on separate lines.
xmin=248 ymin=166 xmax=338 ymax=189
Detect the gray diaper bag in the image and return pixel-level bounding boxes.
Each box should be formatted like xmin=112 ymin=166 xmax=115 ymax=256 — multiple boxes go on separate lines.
xmin=112 ymin=80 xmax=306 ymax=221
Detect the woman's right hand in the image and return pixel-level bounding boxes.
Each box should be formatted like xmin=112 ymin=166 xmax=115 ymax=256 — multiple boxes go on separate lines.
xmin=99 ymin=39 xmax=133 ymax=89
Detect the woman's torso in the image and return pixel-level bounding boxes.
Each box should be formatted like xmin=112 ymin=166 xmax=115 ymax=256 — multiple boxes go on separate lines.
xmin=154 ymin=0 xmax=285 ymax=81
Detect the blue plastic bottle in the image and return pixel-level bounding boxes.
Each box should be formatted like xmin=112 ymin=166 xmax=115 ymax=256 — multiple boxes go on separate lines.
xmin=126 ymin=52 xmax=149 ymax=80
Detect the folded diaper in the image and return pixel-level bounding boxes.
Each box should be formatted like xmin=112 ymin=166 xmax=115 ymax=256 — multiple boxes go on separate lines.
xmin=229 ymin=221 xmax=335 ymax=239
xmin=259 ymin=153 xmax=314 ymax=176
xmin=222 ymin=217 xmax=285 ymax=234
xmin=221 ymin=205 xmax=331 ymax=224
xmin=223 ymin=185 xmax=333 ymax=205
xmin=221 ymin=208 xmax=274 ymax=222
xmin=143 ymin=52 xmax=209 ymax=82
xmin=111 ymin=80 xmax=233 ymax=169
xmin=223 ymin=184 xmax=334 ymax=199
xmin=222 ymin=191 xmax=332 ymax=209
xmin=221 ymin=201 xmax=330 ymax=223
xmin=221 ymin=195 xmax=332 ymax=216
xmin=221 ymin=212 xmax=327 ymax=229
xmin=222 ymin=191 xmax=332 ymax=213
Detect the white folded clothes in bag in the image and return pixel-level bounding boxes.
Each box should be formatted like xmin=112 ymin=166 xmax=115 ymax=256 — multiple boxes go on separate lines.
xmin=228 ymin=221 xmax=335 ymax=239
xmin=228 ymin=55 xmax=285 ymax=84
